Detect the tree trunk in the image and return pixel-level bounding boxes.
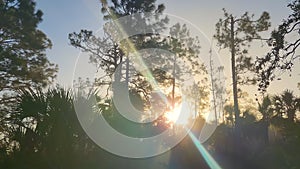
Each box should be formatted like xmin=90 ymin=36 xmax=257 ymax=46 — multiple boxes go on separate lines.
xmin=230 ymin=16 xmax=240 ymax=129
xmin=112 ymin=56 xmax=123 ymax=99
xmin=172 ymin=55 xmax=176 ymax=109
xmin=209 ymin=49 xmax=218 ymax=125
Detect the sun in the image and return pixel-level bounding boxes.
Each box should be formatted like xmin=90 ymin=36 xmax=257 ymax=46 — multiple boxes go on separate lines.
xmin=164 ymin=103 xmax=190 ymax=125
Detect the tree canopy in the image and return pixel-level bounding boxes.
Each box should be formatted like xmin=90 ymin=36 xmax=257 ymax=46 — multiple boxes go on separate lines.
xmin=0 ymin=0 xmax=57 ymax=100
xmin=256 ymin=0 xmax=300 ymax=92
xmin=214 ymin=8 xmax=271 ymax=127
xmin=1 ymin=0 xmax=300 ymax=169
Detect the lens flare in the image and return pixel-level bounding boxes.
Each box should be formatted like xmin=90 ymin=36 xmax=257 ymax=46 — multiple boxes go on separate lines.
xmin=186 ymin=128 xmax=222 ymax=169
xmin=164 ymin=104 xmax=189 ymax=125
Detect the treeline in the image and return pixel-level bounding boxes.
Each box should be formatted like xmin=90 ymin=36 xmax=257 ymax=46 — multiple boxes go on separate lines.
xmin=1 ymin=0 xmax=300 ymax=169
xmin=208 ymin=90 xmax=300 ymax=169
xmin=0 ymin=87 xmax=210 ymax=169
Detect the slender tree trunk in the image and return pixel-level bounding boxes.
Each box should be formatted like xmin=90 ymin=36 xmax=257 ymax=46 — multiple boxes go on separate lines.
xmin=113 ymin=44 xmax=123 ymax=85
xmin=114 ymin=63 xmax=122 ymax=84
xmin=217 ymin=69 xmax=225 ymax=123
xmin=112 ymin=51 xmax=123 ymax=101
xmin=230 ymin=16 xmax=242 ymax=157
xmin=172 ymin=55 xmax=176 ymax=109
xmin=230 ymin=16 xmax=240 ymax=129
xmin=209 ymin=49 xmax=218 ymax=125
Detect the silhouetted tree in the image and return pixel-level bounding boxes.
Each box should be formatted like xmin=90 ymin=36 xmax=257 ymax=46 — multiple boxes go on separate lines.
xmin=209 ymin=47 xmax=218 ymax=125
xmin=214 ymin=9 xmax=271 ymax=128
xmin=258 ymin=95 xmax=274 ymax=121
xmin=256 ymin=0 xmax=300 ymax=92
xmin=167 ymin=23 xmax=205 ymax=110
xmin=69 ymin=0 xmax=167 ymax=100
xmin=69 ymin=0 xmax=206 ymax=119
xmin=184 ymin=81 xmax=209 ymax=118
xmin=215 ymin=66 xmax=226 ymax=122
xmin=257 ymin=95 xmax=274 ymax=144
xmin=1 ymin=87 xmax=97 ymax=168
xmin=273 ymin=90 xmax=300 ymax=122
xmin=0 ymin=0 xmax=57 ymax=158
xmin=0 ymin=0 xmax=57 ymax=103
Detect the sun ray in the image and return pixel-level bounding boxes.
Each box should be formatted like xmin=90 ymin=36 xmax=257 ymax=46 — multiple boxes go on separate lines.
xmin=186 ymin=128 xmax=222 ymax=169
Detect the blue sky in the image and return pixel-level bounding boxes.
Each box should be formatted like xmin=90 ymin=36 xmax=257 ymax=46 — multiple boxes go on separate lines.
xmin=36 ymin=0 xmax=299 ymax=95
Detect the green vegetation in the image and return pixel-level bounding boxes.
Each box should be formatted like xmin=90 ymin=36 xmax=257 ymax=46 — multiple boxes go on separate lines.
xmin=0 ymin=0 xmax=300 ymax=168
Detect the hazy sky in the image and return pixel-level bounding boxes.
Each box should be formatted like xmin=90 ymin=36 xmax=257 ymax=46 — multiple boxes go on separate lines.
xmin=36 ymin=0 xmax=299 ymax=96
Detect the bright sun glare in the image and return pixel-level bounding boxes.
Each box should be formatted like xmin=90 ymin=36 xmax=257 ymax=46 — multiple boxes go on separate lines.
xmin=164 ymin=103 xmax=190 ymax=125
